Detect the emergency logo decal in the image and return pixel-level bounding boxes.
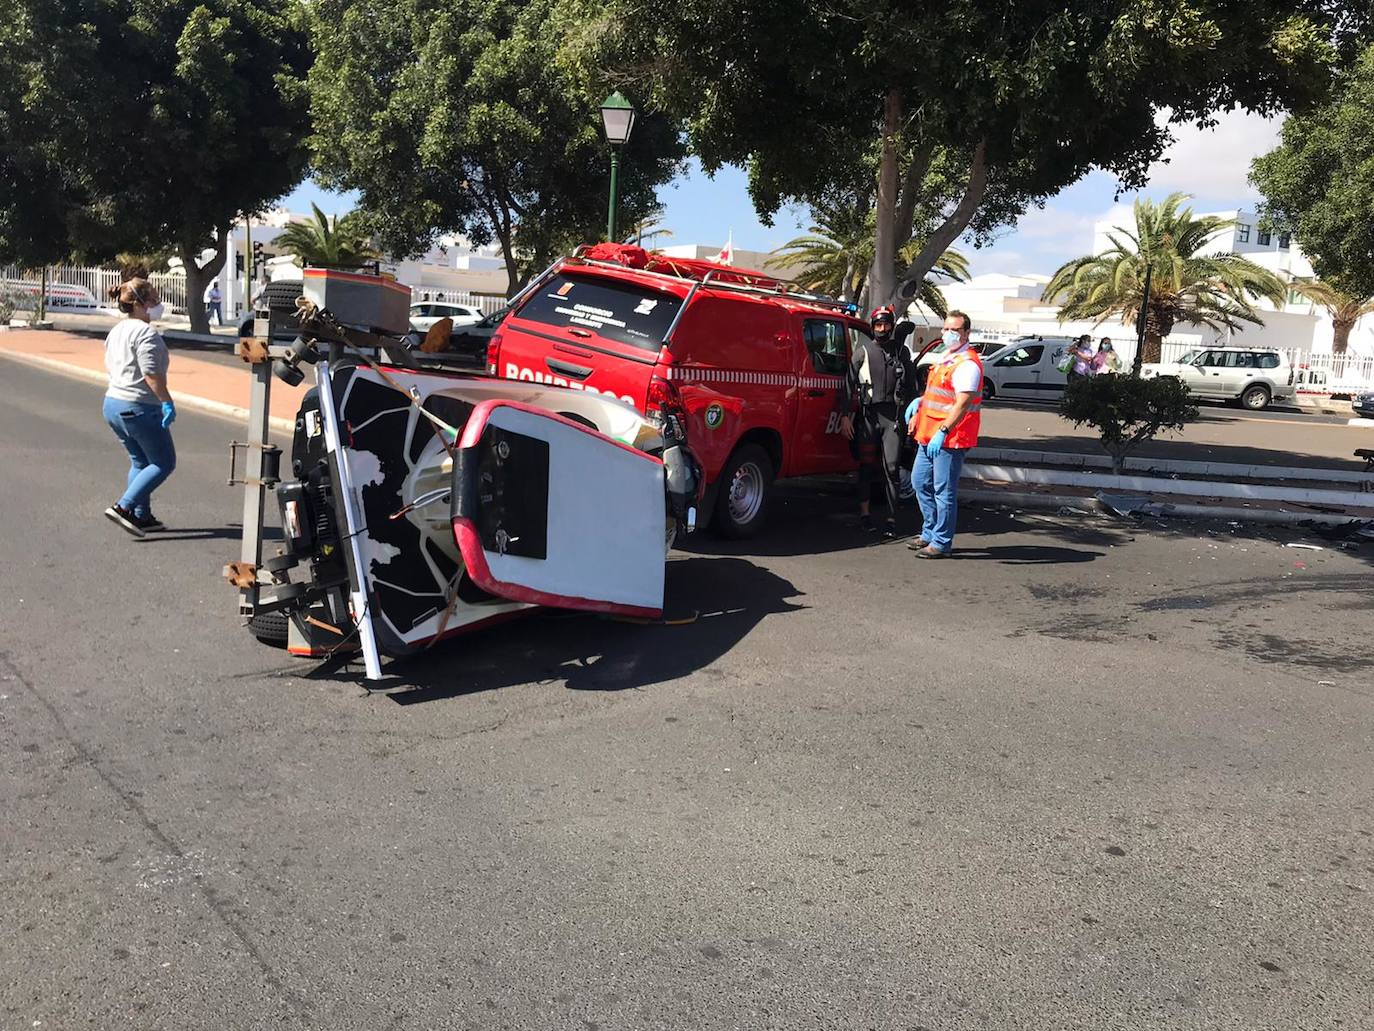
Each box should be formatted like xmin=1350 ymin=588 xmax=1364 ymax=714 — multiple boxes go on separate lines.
xmin=704 ymin=403 xmax=724 ymax=430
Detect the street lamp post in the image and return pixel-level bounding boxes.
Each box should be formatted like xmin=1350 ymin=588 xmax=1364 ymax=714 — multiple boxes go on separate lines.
xmin=599 ymin=91 xmax=636 ymax=242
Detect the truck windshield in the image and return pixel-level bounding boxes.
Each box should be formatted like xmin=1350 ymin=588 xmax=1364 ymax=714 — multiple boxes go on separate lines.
xmin=515 ymin=273 xmax=683 ymax=352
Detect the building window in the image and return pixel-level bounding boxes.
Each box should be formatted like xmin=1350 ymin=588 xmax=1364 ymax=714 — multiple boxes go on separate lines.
xmin=1278 ymin=232 xmax=1291 ymax=249
xmin=1236 ymin=224 xmax=1251 ymax=243
xmin=1257 ymin=229 xmax=1272 ymax=246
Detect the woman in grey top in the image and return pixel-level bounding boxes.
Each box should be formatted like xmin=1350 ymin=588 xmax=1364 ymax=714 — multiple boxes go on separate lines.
xmin=102 ymin=278 xmax=177 ymax=536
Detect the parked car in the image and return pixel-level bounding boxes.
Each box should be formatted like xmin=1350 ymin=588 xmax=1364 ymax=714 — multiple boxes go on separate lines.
xmin=485 ymin=244 xmax=877 ymax=538
xmin=976 ymin=336 xmax=1078 ymax=402
xmin=1141 ymin=346 xmax=1295 ymax=410
xmin=409 ymin=301 xmax=483 ymax=331
xmin=1352 ymin=390 xmax=1374 ymax=419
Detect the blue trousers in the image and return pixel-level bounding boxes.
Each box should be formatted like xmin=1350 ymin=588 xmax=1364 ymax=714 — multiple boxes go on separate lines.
xmin=103 ymin=396 xmax=176 ymax=518
xmin=913 ymin=442 xmax=967 ymax=552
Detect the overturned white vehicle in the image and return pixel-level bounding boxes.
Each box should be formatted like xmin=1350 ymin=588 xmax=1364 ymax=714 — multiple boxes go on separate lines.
xmin=226 ymin=268 xmax=700 ymax=681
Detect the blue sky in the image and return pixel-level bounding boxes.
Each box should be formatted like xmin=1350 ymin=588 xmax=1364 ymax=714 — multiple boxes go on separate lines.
xmin=282 ymin=108 xmax=1280 ymax=278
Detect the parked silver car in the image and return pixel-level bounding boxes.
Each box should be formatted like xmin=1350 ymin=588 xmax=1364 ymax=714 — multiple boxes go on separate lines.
xmin=1140 ymin=346 xmax=1295 ymax=410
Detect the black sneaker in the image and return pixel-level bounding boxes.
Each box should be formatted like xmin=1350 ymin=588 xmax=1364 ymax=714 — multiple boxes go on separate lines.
xmin=104 ymin=504 xmax=146 ymax=538
xmin=134 ymin=513 xmax=165 ymax=532
xmin=881 ymin=520 xmax=898 ymax=539
xmin=859 ymin=515 xmax=877 ymax=533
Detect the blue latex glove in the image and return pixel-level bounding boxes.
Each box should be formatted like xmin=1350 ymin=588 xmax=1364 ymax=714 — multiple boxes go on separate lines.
xmin=904 ymin=397 xmax=920 ymax=425
xmin=925 ymin=427 xmax=947 ymax=457
xmin=160 ymin=400 xmax=176 ymax=429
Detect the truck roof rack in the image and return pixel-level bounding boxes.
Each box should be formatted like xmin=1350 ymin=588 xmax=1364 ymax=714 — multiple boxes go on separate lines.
xmin=563 ymin=251 xmax=859 ymax=317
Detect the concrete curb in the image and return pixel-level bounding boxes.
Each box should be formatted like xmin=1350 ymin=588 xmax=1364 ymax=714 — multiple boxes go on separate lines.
xmin=972 ymin=446 xmax=1372 ymax=485
xmin=0 ymin=347 xmax=295 ymax=434
xmin=963 ymin=487 xmax=1371 ymax=528
xmin=965 ymin=462 xmax=1374 ymax=509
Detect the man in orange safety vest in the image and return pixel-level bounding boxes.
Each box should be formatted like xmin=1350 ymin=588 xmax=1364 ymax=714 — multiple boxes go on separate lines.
xmin=905 ymin=310 xmax=983 ymax=558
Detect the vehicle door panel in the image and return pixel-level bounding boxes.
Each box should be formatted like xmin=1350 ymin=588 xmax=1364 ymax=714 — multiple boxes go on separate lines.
xmin=791 ymin=316 xmax=857 ymax=475
xmin=990 ymin=344 xmax=1045 ymax=399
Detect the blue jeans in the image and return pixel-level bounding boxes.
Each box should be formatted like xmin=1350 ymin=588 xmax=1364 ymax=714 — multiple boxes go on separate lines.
xmin=913 ymin=442 xmax=967 ymax=552
xmin=207 ymin=301 xmax=222 ymax=324
xmin=103 ymin=396 xmax=176 ymax=518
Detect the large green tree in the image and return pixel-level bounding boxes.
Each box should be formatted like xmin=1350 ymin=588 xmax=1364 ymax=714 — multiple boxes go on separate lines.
xmin=772 ymin=193 xmax=970 ymax=316
xmin=0 ymin=0 xmax=311 ymax=333
xmin=309 ymin=0 xmax=686 ymax=297
xmin=1042 ymin=193 xmax=1287 ymax=363
xmin=1251 ymin=44 xmax=1374 ymax=334
xmin=566 ymin=0 xmax=1367 ymax=307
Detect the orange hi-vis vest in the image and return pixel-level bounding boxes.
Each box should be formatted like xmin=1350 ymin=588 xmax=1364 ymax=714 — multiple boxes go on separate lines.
xmin=914 ymin=347 xmax=983 ymax=448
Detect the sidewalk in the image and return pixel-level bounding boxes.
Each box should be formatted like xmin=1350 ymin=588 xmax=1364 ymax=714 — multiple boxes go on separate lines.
xmin=0 ymin=328 xmax=305 ymax=432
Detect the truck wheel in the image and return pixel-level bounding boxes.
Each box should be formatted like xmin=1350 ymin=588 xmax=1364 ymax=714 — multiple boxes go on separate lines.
xmin=248 ymin=611 xmax=289 ymax=648
xmin=1241 ymin=384 xmax=1271 ymax=411
xmin=714 ymin=443 xmax=773 ymax=539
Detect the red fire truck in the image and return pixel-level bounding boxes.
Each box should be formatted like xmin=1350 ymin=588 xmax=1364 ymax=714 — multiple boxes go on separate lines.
xmin=485 ymin=244 xmax=874 ymax=537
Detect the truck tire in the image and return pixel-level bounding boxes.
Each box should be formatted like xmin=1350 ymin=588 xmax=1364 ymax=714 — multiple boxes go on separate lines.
xmin=1240 ymin=384 xmax=1271 ymax=411
xmin=714 ymin=443 xmax=774 ymax=539
xmin=248 ymin=610 xmax=289 ymax=647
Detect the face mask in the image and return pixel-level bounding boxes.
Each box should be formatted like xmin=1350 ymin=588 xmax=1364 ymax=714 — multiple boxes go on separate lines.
xmin=941 ymin=329 xmax=961 ymax=348
xmin=146 ymin=302 xmax=165 ymax=321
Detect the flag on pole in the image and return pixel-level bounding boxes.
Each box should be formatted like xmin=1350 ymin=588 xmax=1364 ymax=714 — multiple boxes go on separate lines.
xmin=713 ymin=230 xmax=734 ymax=266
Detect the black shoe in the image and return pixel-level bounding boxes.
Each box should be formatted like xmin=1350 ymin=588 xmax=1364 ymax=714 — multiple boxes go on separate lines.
xmin=104 ymin=503 xmax=146 ymax=538
xmin=134 ymin=513 xmax=165 ymax=532
xmin=859 ymin=515 xmax=878 ymax=533
xmin=881 ymin=520 xmax=898 ymax=539
xmin=906 ymin=536 xmax=930 ymax=550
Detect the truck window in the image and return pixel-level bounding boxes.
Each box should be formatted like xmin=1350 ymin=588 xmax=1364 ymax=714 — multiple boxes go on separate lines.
xmin=803 ymin=320 xmax=850 ymax=376
xmin=995 ymin=345 xmax=1043 ymax=368
xmin=514 ymin=273 xmax=682 ymax=351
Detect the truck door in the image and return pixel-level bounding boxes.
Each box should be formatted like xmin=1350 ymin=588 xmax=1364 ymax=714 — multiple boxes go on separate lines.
xmin=791 ymin=317 xmax=859 ymax=475
xmin=989 ymin=343 xmax=1045 ymax=399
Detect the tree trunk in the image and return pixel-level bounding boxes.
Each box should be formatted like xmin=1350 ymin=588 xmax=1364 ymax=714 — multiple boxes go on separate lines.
xmin=868 ymin=88 xmax=904 ymax=309
xmin=1332 ymin=316 xmax=1353 ymax=355
xmin=496 ymin=228 xmax=521 ymax=298
xmin=180 ymin=224 xmax=228 ymax=335
xmin=1140 ymin=330 xmax=1163 ymax=365
xmin=895 ymin=140 xmax=988 ymax=301
xmin=839 ymin=254 xmax=857 ymax=302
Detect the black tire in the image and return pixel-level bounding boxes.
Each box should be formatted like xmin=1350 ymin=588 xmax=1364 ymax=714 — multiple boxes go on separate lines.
xmin=982 ymin=379 xmax=996 ymax=402
xmin=1241 ymin=384 xmax=1271 ymax=411
xmin=713 ymin=443 xmax=774 ymax=539
xmin=248 ymin=610 xmax=289 ymax=647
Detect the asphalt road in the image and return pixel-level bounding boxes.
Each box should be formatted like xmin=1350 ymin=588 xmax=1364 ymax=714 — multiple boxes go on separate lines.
xmin=3 ymin=362 xmax=1373 ymax=1031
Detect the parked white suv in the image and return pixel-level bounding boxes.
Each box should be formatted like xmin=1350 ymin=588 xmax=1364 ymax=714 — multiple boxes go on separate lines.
xmin=409 ymin=301 xmax=483 ymax=331
xmin=1140 ymin=347 xmax=1295 ymax=410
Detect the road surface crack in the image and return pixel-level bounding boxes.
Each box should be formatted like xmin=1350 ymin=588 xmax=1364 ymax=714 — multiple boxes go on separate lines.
xmin=0 ymin=650 xmax=313 ymax=1021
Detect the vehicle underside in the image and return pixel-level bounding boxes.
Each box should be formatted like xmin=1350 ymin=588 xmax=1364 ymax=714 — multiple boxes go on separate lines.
xmin=227 ymin=274 xmax=699 ymax=680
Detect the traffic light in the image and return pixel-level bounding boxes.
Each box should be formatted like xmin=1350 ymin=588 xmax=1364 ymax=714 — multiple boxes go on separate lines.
xmin=251 ymin=240 xmax=264 ymax=276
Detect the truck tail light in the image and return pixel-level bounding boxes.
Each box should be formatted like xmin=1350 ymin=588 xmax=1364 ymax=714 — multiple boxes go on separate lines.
xmin=646 ymin=374 xmax=688 ymax=432
xmin=485 ymin=331 xmax=504 ymax=376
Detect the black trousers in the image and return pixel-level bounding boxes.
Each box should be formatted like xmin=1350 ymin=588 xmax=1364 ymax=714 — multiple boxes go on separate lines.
xmin=855 ymin=401 xmax=902 ymax=516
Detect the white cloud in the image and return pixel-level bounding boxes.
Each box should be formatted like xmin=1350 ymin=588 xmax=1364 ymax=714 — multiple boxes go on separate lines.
xmin=1142 ymin=108 xmax=1282 ymax=202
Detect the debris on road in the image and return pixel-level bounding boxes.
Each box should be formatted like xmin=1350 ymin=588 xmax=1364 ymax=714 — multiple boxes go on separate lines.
xmin=1283 ymin=543 xmax=1324 ymax=551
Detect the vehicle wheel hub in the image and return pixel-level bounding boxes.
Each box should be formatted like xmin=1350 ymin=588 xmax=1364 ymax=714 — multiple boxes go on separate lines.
xmin=727 ymin=462 xmax=764 ymax=525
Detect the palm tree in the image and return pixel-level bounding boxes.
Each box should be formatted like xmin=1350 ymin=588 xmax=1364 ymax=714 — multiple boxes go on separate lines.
xmin=1042 ymin=193 xmax=1287 ymax=365
xmin=275 ymin=203 xmax=380 ymax=268
xmin=622 ymin=204 xmax=673 ymax=248
xmin=773 ymin=193 xmax=970 ymax=311
xmin=1288 ymin=277 xmax=1374 ymax=355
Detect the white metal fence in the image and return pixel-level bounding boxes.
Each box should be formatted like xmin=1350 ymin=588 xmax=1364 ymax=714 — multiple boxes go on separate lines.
xmin=2 ymin=264 xmax=189 ymax=314
xmin=408 ymin=286 xmax=506 ymax=314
